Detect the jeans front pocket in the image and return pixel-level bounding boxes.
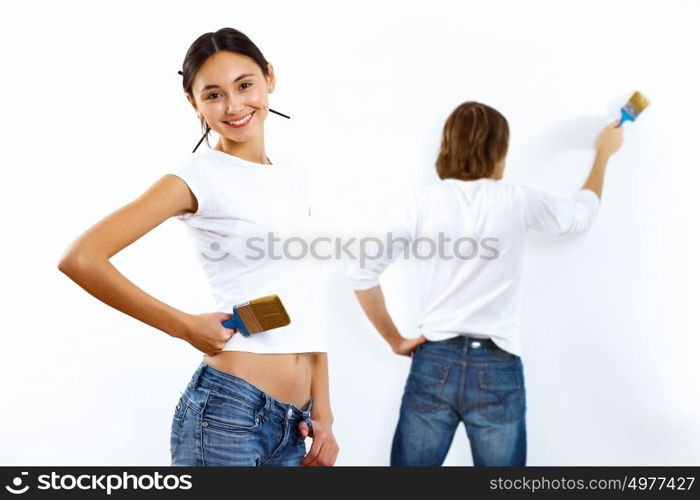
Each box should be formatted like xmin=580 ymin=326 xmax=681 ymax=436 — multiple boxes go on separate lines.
xmin=403 ymin=354 xmax=451 ymax=411
xmin=477 ymin=365 xmax=525 ymax=424
xmin=201 ymin=389 xmax=263 ymax=434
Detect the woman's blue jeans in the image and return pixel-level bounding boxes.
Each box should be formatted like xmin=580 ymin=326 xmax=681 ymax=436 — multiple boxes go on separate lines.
xmin=170 ymin=361 xmax=313 ymax=466
xmin=391 ymin=336 xmax=527 ymax=466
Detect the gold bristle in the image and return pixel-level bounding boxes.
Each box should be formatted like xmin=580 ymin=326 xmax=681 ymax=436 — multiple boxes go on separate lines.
xmin=629 ymin=91 xmax=650 ymax=113
xmin=236 ymin=295 xmax=290 ymax=334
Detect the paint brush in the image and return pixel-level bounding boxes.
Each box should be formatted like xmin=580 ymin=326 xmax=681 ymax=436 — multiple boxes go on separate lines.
xmin=618 ymin=90 xmax=650 ymax=127
xmin=221 ymin=294 xmax=291 ymax=337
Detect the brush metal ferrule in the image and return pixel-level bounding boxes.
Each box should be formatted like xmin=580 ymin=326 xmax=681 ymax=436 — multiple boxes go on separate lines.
xmin=622 ymin=101 xmax=641 ymax=119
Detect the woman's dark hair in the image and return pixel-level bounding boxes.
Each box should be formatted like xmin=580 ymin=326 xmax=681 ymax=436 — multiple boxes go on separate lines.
xmin=435 ymin=101 xmax=509 ymax=180
xmin=179 ymin=27 xmax=270 ymax=150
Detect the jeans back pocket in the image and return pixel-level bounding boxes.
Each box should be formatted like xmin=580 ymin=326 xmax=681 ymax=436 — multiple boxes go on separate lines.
xmin=403 ymin=355 xmax=451 ymax=411
xmin=477 ymin=366 xmax=525 ymax=424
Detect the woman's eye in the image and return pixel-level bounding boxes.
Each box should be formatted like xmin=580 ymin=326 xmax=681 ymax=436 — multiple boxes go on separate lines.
xmin=206 ymin=83 xmax=249 ymax=99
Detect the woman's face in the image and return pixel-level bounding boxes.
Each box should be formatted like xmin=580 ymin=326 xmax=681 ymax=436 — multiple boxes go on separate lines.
xmin=187 ymin=50 xmax=275 ymax=143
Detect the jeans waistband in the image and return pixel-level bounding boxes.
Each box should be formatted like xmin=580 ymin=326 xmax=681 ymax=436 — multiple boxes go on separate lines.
xmin=438 ymin=335 xmax=497 ymax=348
xmin=188 ymin=361 xmax=313 ymax=422
xmin=419 ymin=335 xmax=517 ymax=360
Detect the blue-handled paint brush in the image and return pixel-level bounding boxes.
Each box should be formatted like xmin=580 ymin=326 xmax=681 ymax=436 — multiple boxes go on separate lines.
xmin=221 ymin=294 xmax=291 ymax=337
xmin=618 ymin=90 xmax=650 ymax=127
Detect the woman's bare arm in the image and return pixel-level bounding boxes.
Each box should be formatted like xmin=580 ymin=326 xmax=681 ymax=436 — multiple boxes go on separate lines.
xmin=57 ymin=174 xmax=199 ymax=339
xmin=300 ymin=352 xmax=339 ymax=466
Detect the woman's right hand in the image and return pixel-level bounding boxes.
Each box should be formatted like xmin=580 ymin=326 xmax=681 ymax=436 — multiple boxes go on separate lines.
xmin=181 ymin=312 xmax=237 ymax=356
xmin=595 ymin=120 xmax=625 ymax=158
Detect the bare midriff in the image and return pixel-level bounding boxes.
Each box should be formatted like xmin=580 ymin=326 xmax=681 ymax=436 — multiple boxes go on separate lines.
xmin=202 ymin=351 xmax=312 ymax=409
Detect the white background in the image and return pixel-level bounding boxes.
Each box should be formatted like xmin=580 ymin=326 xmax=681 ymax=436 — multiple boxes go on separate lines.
xmin=1 ymin=0 xmax=698 ymax=465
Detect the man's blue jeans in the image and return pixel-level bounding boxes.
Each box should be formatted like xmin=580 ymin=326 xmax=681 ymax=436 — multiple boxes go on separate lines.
xmin=391 ymin=336 xmax=527 ymax=466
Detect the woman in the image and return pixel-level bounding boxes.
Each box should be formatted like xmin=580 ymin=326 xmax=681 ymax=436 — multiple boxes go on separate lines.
xmin=58 ymin=27 xmax=339 ymax=466
xmin=347 ymin=101 xmax=624 ymax=466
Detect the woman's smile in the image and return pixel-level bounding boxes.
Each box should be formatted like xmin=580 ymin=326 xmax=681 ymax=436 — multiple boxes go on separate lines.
xmin=223 ymin=110 xmax=255 ymax=128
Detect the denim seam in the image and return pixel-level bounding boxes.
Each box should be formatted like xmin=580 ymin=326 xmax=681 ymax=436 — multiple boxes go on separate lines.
xmin=458 ymin=363 xmax=467 ymax=414
xmin=414 ymin=351 xmax=458 ymax=363
xmin=170 ymin=405 xmax=188 ymax=460
xmin=173 ymin=393 xmax=188 ymax=423
xmin=258 ymin=394 xmax=273 ymax=423
xmin=206 ymin=388 xmax=260 ymax=413
xmin=198 ymin=390 xmax=207 ymax=466
xmin=477 ymin=369 xmax=522 ymax=390
xmin=201 ymin=395 xmax=264 ymax=435
xmin=404 ymin=363 xmax=450 ymax=412
xmin=476 ymin=368 xmax=524 ymax=424
xmin=201 ymin=382 xmax=265 ymax=406
xmin=261 ymin=417 xmax=290 ymax=465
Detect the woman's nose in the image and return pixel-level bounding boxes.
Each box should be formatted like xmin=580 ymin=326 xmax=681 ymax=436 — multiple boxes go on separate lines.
xmin=226 ymin=97 xmax=247 ymax=116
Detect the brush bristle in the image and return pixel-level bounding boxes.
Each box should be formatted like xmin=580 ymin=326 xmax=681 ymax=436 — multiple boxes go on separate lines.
xmin=236 ymin=295 xmax=290 ymax=334
xmin=628 ymin=91 xmax=650 ymax=113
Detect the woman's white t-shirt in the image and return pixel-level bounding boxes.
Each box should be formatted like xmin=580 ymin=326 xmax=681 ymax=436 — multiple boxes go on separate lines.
xmin=167 ymin=148 xmax=327 ymax=354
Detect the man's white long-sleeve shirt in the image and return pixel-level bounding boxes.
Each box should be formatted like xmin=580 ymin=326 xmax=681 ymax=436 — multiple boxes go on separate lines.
xmin=346 ymin=178 xmax=600 ymax=357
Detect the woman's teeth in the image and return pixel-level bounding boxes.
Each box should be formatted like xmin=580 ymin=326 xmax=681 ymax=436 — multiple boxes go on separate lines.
xmin=225 ymin=112 xmax=254 ymax=127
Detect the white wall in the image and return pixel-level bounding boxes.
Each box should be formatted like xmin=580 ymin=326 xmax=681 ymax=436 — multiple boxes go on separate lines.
xmin=1 ymin=0 xmax=698 ymax=465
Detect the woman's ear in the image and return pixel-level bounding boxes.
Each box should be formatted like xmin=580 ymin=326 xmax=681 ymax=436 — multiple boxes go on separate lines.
xmin=266 ymin=62 xmax=276 ymax=93
xmin=186 ymin=94 xmax=198 ymax=113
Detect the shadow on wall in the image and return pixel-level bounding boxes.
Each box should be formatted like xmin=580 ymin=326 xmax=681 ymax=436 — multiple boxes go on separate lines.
xmin=527 ymin=91 xmax=637 ymax=164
